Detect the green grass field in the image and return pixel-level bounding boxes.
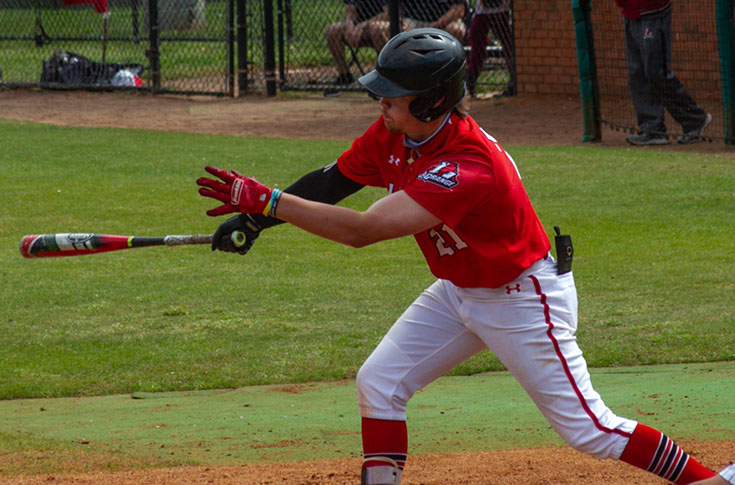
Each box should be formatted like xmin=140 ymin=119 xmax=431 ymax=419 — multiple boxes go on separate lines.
xmin=0 ymin=117 xmax=734 ymax=475
xmin=2 ymin=118 xmax=734 ymax=400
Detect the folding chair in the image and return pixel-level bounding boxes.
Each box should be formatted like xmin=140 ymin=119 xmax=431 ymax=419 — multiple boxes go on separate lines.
xmin=347 ymin=43 xmax=367 ymax=76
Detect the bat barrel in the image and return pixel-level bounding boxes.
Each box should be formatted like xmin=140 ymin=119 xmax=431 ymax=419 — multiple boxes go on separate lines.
xmin=20 ymin=232 xmax=231 ymax=258
xmin=20 ymin=233 xmax=133 ymax=258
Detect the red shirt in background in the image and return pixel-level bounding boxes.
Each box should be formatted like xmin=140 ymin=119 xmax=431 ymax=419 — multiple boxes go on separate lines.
xmin=614 ymin=0 xmax=670 ymax=19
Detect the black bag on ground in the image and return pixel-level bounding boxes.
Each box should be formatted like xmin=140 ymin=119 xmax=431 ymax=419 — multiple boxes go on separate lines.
xmin=41 ymin=49 xmax=144 ymax=86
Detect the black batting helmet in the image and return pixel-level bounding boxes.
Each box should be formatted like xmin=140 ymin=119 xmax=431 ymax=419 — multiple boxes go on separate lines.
xmin=358 ymin=28 xmax=467 ymax=123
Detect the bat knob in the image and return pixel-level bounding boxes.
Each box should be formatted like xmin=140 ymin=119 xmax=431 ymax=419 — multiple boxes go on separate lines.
xmin=19 ymin=235 xmax=38 ymax=259
xmin=231 ymin=231 xmax=247 ymax=248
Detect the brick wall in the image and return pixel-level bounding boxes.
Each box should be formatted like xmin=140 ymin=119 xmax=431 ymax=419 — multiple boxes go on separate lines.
xmin=514 ymin=0 xmax=579 ymax=96
xmin=513 ymin=0 xmax=721 ymax=99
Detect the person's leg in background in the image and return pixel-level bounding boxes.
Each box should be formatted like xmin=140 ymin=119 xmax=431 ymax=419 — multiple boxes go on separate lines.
xmin=366 ymin=19 xmax=390 ymax=53
xmin=466 ymin=12 xmax=491 ymax=96
xmin=654 ymin=7 xmax=710 ymax=143
xmin=325 ymin=19 xmax=357 ymax=86
xmin=623 ymin=15 xmax=670 ymax=145
xmin=486 ymin=10 xmax=515 ymax=95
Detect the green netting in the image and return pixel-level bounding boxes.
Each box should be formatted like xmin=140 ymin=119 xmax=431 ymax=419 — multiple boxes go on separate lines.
xmin=575 ymin=0 xmax=734 ymax=144
xmin=716 ymin=0 xmax=735 ymax=144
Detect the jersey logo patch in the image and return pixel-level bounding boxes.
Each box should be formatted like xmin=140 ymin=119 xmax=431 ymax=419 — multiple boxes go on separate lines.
xmin=417 ymin=161 xmax=459 ymax=189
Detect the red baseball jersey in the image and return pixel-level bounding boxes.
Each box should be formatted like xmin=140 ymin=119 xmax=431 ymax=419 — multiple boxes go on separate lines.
xmin=337 ymin=113 xmax=550 ymax=288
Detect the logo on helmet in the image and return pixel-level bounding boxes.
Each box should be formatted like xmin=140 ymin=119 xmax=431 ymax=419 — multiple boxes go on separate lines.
xmin=418 ymin=161 xmax=459 ymax=189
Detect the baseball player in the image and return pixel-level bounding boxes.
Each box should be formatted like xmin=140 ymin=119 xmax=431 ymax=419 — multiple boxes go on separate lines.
xmin=198 ymin=28 xmax=734 ymax=485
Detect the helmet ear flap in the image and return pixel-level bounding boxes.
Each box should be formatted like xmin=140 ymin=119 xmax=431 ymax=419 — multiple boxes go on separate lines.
xmin=409 ymin=69 xmax=467 ymax=123
xmin=409 ymin=90 xmax=447 ymax=123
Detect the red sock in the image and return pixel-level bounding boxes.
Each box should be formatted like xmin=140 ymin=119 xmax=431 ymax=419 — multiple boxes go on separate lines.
xmin=361 ymin=417 xmax=408 ymax=471
xmin=619 ymin=423 xmax=715 ymax=484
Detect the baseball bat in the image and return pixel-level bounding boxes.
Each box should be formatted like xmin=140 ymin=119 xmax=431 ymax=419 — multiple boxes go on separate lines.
xmin=19 ymin=232 xmax=247 ymax=259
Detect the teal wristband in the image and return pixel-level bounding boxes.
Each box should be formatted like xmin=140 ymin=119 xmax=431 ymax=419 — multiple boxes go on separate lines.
xmin=268 ymin=189 xmax=282 ymax=218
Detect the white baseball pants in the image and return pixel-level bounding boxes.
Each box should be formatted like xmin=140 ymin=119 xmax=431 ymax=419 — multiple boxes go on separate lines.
xmin=356 ymin=256 xmax=637 ymax=459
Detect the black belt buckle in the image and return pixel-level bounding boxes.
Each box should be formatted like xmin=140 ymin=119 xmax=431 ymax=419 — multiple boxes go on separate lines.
xmin=554 ymin=226 xmax=573 ymax=275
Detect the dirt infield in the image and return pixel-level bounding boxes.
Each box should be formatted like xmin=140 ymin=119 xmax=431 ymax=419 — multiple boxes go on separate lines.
xmin=0 ymin=88 xmax=731 ymax=153
xmin=1 ymin=88 xmax=732 ymax=484
xmin=2 ymin=442 xmax=734 ymax=484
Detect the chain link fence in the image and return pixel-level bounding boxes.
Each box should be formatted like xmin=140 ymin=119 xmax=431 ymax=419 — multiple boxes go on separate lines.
xmin=274 ymin=0 xmax=515 ymax=98
xmin=0 ymin=0 xmax=234 ymax=95
xmin=0 ymin=0 xmax=515 ymax=98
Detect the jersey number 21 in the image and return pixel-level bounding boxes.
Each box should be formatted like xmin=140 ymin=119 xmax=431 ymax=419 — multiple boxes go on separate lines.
xmin=429 ymin=224 xmax=467 ymax=256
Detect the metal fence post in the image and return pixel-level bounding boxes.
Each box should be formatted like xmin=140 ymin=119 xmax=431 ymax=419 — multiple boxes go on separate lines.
xmin=716 ymin=0 xmax=735 ymax=145
xmin=388 ymin=0 xmax=400 ymax=38
xmin=227 ymin=0 xmax=235 ymax=97
xmin=277 ymin=0 xmax=286 ymax=88
xmin=236 ymin=0 xmax=248 ymax=95
xmin=147 ymin=0 xmax=161 ymax=93
xmin=264 ymin=0 xmax=277 ymax=96
xmin=132 ymin=0 xmax=140 ymax=44
xmin=508 ymin=0 xmax=517 ymax=95
xmin=285 ymin=0 xmax=293 ymax=40
xmin=572 ymin=0 xmax=601 ymax=142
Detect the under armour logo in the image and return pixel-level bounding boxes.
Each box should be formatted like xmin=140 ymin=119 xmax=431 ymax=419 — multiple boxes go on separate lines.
xmin=388 ymin=155 xmax=401 ymax=166
xmin=505 ymin=284 xmax=521 ymax=294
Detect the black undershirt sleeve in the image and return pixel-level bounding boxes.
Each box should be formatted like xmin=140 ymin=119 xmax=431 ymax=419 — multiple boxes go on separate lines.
xmin=250 ymin=161 xmax=364 ymax=230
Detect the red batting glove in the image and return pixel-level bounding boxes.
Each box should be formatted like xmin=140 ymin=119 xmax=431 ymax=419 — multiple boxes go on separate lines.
xmin=197 ymin=165 xmax=273 ymax=217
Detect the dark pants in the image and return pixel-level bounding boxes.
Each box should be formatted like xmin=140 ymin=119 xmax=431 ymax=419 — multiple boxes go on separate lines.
xmin=467 ymin=10 xmax=514 ymax=84
xmin=623 ymin=6 xmax=707 ymax=134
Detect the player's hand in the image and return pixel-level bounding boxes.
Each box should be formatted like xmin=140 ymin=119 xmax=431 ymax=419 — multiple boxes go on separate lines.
xmin=197 ymin=165 xmax=273 ymax=217
xmin=212 ymin=213 xmax=261 ymax=255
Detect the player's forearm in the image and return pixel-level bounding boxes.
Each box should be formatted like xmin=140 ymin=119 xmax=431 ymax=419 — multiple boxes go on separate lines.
xmin=274 ymin=190 xmax=439 ymax=248
xmin=197 ymin=166 xmax=435 ymax=247
xmin=274 ymin=193 xmax=380 ymax=248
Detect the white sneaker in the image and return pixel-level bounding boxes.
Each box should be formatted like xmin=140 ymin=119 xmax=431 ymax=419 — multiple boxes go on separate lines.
xmin=719 ymin=463 xmax=735 ymax=484
xmin=361 ymin=457 xmax=402 ymax=485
